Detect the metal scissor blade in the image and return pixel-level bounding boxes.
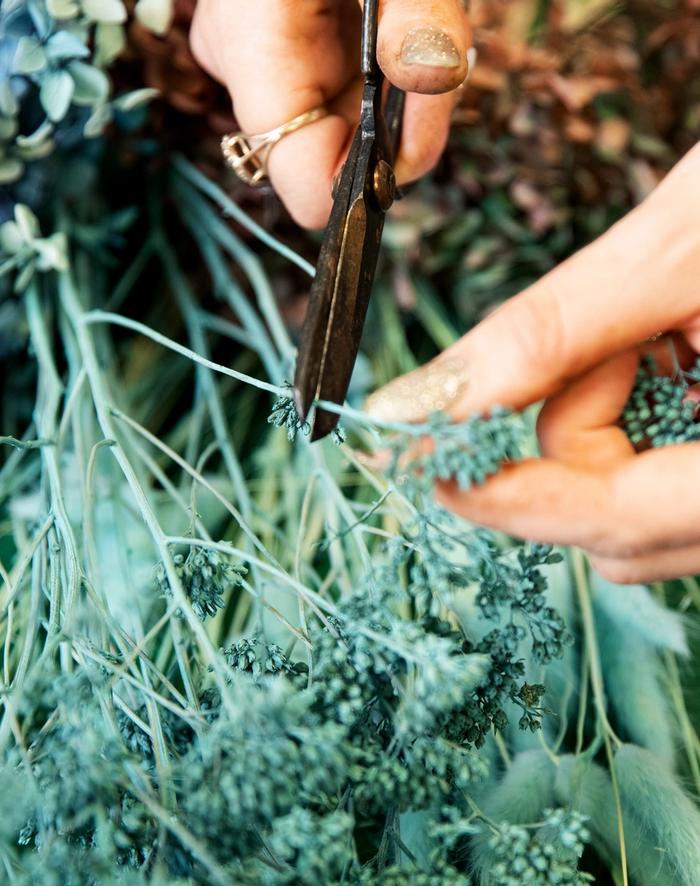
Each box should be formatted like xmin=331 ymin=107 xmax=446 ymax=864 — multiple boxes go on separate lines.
xmin=308 ymin=195 xmax=376 ymax=441
xmin=293 ymin=0 xmax=402 ymax=442
xmin=293 ymin=128 xmax=364 ymax=422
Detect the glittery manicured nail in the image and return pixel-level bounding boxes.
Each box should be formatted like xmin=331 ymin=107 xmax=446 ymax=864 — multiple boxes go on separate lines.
xmin=400 ymin=28 xmax=461 ymax=68
xmin=364 ymin=357 xmax=470 ymax=424
xmin=466 ymin=47 xmax=477 ymax=81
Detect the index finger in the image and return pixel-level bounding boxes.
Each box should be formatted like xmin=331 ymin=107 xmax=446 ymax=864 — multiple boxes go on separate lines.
xmin=366 ymin=142 xmax=700 ymax=423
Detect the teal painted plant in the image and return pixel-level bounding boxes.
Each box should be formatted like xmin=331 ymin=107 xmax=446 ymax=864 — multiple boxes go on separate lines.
xmin=1 ymin=2 xmax=700 ymax=884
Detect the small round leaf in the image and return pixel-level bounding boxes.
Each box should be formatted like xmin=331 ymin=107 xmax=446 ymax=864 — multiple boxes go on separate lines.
xmin=40 ymin=69 xmax=75 ymax=123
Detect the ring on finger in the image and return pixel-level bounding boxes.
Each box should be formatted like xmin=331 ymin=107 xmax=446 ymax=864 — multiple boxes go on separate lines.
xmin=221 ymin=105 xmax=329 ymax=187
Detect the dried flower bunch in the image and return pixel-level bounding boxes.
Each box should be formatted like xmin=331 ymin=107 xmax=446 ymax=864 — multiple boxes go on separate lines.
xmin=2 ymin=1 xmax=700 ymax=885
xmin=622 ymin=355 xmax=700 ymax=448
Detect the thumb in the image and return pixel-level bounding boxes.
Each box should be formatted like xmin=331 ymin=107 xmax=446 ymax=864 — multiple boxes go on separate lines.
xmin=372 ymin=0 xmax=472 ymax=94
xmin=366 ymin=144 xmax=700 ymax=423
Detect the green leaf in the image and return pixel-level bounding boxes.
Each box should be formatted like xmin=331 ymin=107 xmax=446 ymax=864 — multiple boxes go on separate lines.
xmin=46 ymin=0 xmax=80 ymax=17
xmin=0 ymin=158 xmax=23 ymax=185
xmin=134 ymin=0 xmax=173 ymax=35
xmin=83 ymin=103 xmax=112 ymax=137
xmin=27 ymin=0 xmax=52 ymax=40
xmin=15 ymin=139 xmax=55 ymax=161
xmin=46 ymin=30 xmax=90 ymax=61
xmin=0 ymin=221 xmax=24 ymax=253
xmin=0 ymin=81 xmax=18 ymax=116
xmin=14 ymin=119 xmax=53 ymax=149
xmin=94 ymin=22 xmax=125 ymax=66
xmin=40 ymin=69 xmax=75 ymax=122
xmin=67 ymin=62 xmax=110 ymax=105
xmin=0 ymin=117 xmax=18 ymax=140
xmin=112 ymin=88 xmax=159 ymax=112
xmin=34 ymin=233 xmax=69 ymax=272
xmin=13 ymin=36 xmax=48 ymax=74
xmin=14 ymin=204 xmax=41 ymax=242
xmin=81 ymin=0 xmax=127 ymax=23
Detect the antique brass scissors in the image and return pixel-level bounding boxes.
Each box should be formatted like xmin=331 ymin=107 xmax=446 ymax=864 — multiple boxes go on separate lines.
xmin=293 ymin=0 xmax=405 ymax=441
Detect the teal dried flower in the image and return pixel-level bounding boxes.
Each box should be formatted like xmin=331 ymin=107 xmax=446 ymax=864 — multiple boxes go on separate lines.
xmin=14 ymin=672 xmax=136 ymax=866
xmin=177 ymin=683 xmax=351 ymax=864
xmin=399 ymin=507 xmax=569 ymax=746
xmin=0 ymin=204 xmax=68 ymax=291
xmin=222 ymin=637 xmax=300 ymax=680
xmin=156 ymin=544 xmax=247 ymax=619
xmin=486 ymin=809 xmax=592 ymax=886
xmin=390 ymin=408 xmax=524 ymax=496
xmin=268 ymin=383 xmax=310 ymax=441
xmin=356 ymin=863 xmax=470 ymax=885
xmin=248 ymin=809 xmax=355 ymax=885
xmin=513 ymin=682 xmax=547 ymax=732
xmin=622 ymin=356 xmax=700 ymax=448
xmin=267 ymin=382 xmax=347 ymax=442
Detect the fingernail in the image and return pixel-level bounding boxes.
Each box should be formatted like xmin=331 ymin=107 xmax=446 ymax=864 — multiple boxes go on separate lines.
xmin=466 ymin=47 xmax=477 ymax=81
xmin=400 ymin=28 xmax=461 ymax=68
xmin=365 ymin=357 xmax=470 ymax=424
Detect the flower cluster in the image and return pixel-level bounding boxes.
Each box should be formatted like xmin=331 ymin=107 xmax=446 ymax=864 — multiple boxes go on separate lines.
xmin=1 ymin=0 xmax=163 ymax=195
xmin=390 ymin=408 xmax=525 ymax=495
xmin=394 ymin=505 xmax=570 ymax=748
xmin=267 ymin=383 xmax=346 ymax=444
xmin=267 ymin=383 xmax=311 ymax=441
xmin=221 ymin=637 xmax=301 ymax=680
xmin=485 ymin=809 xmax=592 ymax=886
xmin=622 ymin=357 xmax=700 ymax=448
xmin=155 ymin=543 xmax=247 ymax=619
xmin=0 ymin=203 xmax=67 ymax=291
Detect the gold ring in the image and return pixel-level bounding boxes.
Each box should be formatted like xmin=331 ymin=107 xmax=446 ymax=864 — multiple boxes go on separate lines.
xmin=221 ymin=106 xmax=328 ymax=187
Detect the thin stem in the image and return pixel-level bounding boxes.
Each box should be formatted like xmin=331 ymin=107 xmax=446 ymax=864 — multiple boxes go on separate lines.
xmin=58 ymin=271 xmax=231 ymax=690
xmin=82 ymin=310 xmax=284 ymax=395
xmin=172 ymin=154 xmax=315 ymax=278
xmin=570 ymin=550 xmax=628 ymax=886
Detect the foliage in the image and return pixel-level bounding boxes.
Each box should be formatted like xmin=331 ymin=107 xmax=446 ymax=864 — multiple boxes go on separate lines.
xmin=0 ymin=202 xmax=67 ymax=291
xmin=622 ymin=356 xmax=700 ymax=448
xmin=481 ymin=809 xmax=592 ymax=886
xmin=0 ymin=0 xmax=163 ymax=198
xmin=155 ymin=543 xmax=247 ymax=620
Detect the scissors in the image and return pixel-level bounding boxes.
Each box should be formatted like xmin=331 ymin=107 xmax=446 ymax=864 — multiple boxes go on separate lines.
xmin=293 ymin=0 xmax=405 ymax=441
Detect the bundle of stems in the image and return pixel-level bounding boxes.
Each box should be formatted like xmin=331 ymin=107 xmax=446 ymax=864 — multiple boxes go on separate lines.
xmin=1 ymin=154 xmax=700 ymax=885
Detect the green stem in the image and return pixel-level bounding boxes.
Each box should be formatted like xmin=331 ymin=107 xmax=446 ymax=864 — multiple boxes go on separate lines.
xmin=570 ymin=550 xmax=628 ymax=886
xmin=173 ymin=154 xmax=315 ymax=278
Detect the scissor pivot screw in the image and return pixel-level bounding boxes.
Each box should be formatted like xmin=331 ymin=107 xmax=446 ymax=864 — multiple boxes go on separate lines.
xmin=373 ymin=160 xmax=396 ymax=211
